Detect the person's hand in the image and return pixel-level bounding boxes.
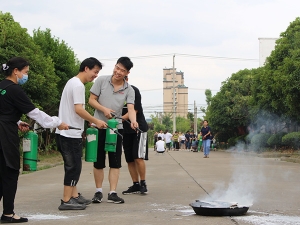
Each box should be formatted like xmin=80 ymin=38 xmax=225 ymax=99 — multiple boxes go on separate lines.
xmin=130 ymin=121 xmax=139 ymax=131
xmin=103 ymin=107 xmax=115 ymax=119
xmin=18 ymin=122 xmax=30 ymax=132
xmin=94 ymin=119 xmax=107 ymax=129
xmin=57 ymin=122 xmax=69 ymax=130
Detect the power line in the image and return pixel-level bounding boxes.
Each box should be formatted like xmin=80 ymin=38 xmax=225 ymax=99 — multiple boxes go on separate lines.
xmin=100 ymin=53 xmax=258 ymax=62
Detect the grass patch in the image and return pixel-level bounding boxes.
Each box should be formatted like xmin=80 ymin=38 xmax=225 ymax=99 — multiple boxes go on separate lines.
xmin=21 ymin=150 xmax=63 ymax=174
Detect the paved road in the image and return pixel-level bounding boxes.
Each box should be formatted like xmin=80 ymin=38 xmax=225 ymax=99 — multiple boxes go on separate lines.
xmin=2 ymin=150 xmax=300 ymax=224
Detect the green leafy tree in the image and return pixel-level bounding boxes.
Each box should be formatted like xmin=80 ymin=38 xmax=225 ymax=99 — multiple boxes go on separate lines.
xmin=176 ymin=116 xmax=190 ymax=133
xmin=0 ymin=12 xmax=59 ymax=115
xmin=161 ymin=113 xmax=173 ymax=131
xmin=32 ymin=28 xmax=80 ymax=115
xmin=150 ymin=115 xmax=166 ymax=132
xmin=252 ymin=17 xmax=300 ymax=121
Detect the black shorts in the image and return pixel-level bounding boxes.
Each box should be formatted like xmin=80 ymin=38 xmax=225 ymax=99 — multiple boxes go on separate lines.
xmin=123 ymin=132 xmax=149 ymax=163
xmin=93 ymin=129 xmax=123 ymax=169
xmin=56 ymin=134 xmax=82 ymax=186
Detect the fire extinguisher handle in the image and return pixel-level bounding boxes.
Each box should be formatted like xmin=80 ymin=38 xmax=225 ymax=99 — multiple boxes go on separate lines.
xmin=110 ymin=113 xmax=142 ymax=133
xmin=107 ymin=125 xmax=123 ymax=138
xmin=68 ymin=126 xmax=81 ymax=130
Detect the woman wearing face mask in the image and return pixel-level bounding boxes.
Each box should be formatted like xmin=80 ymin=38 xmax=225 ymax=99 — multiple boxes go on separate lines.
xmin=0 ymin=57 xmax=69 ymax=223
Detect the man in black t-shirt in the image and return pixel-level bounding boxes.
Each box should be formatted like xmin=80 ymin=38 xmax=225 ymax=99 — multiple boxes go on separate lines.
xmin=122 ymin=77 xmax=149 ymax=195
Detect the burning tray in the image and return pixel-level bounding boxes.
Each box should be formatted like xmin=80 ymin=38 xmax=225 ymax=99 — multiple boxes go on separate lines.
xmin=189 ymin=200 xmax=250 ymax=216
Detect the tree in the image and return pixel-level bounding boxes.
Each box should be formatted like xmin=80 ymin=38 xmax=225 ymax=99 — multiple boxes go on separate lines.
xmin=176 ymin=116 xmax=190 ymax=133
xmin=32 ymin=28 xmax=80 ymax=115
xmin=0 ymin=12 xmax=59 ymax=115
xmin=206 ymin=69 xmax=254 ymax=136
xmin=252 ymin=17 xmax=300 ymax=121
xmin=150 ymin=115 xmax=166 ymax=132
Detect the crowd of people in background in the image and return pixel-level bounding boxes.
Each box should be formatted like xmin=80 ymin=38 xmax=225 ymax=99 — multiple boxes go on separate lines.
xmin=153 ymin=120 xmax=215 ymax=158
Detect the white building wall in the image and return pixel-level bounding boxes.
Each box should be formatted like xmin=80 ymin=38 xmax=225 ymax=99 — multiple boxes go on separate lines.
xmin=258 ymin=38 xmax=278 ymax=67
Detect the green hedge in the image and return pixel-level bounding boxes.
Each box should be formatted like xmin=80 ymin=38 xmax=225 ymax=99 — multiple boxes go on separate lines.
xmin=251 ymin=133 xmax=271 ymax=151
xmin=267 ymin=132 xmax=286 ymax=148
xmin=282 ymin=132 xmax=300 ymax=149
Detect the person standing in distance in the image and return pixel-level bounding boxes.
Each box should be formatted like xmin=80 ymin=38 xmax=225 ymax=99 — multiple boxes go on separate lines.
xmin=56 ymin=57 xmax=107 ymax=210
xmin=89 ymin=57 xmax=138 ymax=204
xmin=200 ymin=120 xmax=211 ymax=158
xmin=122 ymin=76 xmax=149 ymax=195
xmin=0 ymin=57 xmax=69 ymax=223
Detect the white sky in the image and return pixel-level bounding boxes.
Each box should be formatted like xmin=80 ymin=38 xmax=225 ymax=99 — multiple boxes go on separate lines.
xmin=1 ymin=0 xmax=299 ymax=118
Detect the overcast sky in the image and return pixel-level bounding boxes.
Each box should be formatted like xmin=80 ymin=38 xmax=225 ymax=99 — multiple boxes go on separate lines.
xmin=2 ymin=0 xmax=299 ymax=118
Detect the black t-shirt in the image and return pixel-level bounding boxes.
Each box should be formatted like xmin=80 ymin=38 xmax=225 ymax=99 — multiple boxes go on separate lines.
xmin=201 ymin=126 xmax=211 ymax=139
xmin=122 ymin=85 xmax=148 ymax=133
xmin=0 ymin=79 xmax=35 ymax=123
xmin=185 ymin=133 xmax=190 ymax=141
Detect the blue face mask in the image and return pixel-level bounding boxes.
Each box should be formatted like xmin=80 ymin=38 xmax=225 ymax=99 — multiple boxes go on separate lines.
xmin=17 ymin=74 xmax=28 ymax=85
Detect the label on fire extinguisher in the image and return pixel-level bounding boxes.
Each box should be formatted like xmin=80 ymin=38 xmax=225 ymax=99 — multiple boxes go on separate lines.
xmin=87 ymin=134 xmax=97 ymax=142
xmin=110 ymin=129 xmax=116 ymax=135
xmin=23 ymin=139 xmax=31 ymax=152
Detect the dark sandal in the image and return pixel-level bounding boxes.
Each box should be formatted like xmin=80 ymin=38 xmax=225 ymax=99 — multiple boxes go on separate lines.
xmin=1 ymin=213 xmax=28 ymax=223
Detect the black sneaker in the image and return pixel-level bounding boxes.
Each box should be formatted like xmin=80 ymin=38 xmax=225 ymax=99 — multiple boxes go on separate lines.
xmin=58 ymin=197 xmax=86 ymax=210
xmin=122 ymin=185 xmax=140 ymax=195
xmin=75 ymin=193 xmax=92 ymax=205
xmin=107 ymin=193 xmax=124 ymax=204
xmin=140 ymin=184 xmax=148 ymax=195
xmin=92 ymin=192 xmax=103 ymax=203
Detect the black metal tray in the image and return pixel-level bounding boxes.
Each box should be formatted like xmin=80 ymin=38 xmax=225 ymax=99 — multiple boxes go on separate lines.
xmin=189 ymin=200 xmax=250 ymax=216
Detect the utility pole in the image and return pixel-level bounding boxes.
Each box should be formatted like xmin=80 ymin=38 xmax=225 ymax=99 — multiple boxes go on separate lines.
xmin=194 ymin=101 xmax=197 ymax=134
xmin=172 ymin=54 xmax=176 ymax=133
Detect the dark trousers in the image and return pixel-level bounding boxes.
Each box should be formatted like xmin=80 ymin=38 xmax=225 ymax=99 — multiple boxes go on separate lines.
xmin=166 ymin=142 xmax=171 ymax=150
xmin=0 ymin=149 xmax=19 ymax=215
xmin=173 ymin=141 xmax=179 ymax=150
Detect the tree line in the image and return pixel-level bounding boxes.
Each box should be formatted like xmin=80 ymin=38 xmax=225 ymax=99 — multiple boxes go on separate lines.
xmin=205 ymin=17 xmax=300 ymax=150
xmin=0 ymin=12 xmax=89 ymax=151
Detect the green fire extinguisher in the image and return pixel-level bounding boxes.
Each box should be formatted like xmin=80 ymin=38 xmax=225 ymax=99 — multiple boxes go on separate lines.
xmin=105 ymin=118 xmax=119 ymax=152
xmin=85 ymin=127 xmax=98 ymax=162
xmin=23 ymin=131 xmax=38 ymax=171
xmin=198 ymin=136 xmax=203 ymax=152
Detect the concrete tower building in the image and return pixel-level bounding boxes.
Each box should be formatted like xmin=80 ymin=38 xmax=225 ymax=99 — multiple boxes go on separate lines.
xmin=163 ymin=68 xmax=188 ymax=118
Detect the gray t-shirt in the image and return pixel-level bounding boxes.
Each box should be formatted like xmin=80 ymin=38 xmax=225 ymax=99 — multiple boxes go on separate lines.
xmin=90 ymin=75 xmax=135 ymax=129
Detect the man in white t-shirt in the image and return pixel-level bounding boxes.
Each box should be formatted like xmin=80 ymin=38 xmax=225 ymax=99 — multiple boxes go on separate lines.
xmin=55 ymin=57 xmax=107 ymax=210
xmin=155 ymin=137 xmax=165 ymax=153
xmin=164 ymin=130 xmax=173 ymax=152
xmin=157 ymin=129 xmax=164 ymax=141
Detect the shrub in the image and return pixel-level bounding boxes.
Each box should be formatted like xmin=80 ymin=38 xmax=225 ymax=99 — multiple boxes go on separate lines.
xmin=267 ymin=132 xmax=286 ymax=148
xmin=251 ymin=133 xmax=271 ymax=152
xmin=282 ymin=132 xmax=300 ymax=149
xmin=234 ymin=135 xmax=247 ymax=144
xmin=227 ymin=136 xmax=237 ymax=147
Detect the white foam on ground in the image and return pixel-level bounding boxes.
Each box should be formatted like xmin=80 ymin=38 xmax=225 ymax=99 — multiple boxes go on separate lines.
xmin=27 ymin=214 xmax=69 ymax=220
xmin=235 ymin=214 xmax=300 ymax=225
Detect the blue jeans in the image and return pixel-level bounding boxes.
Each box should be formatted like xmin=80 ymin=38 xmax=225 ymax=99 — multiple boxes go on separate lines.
xmin=203 ymin=140 xmax=210 ymax=156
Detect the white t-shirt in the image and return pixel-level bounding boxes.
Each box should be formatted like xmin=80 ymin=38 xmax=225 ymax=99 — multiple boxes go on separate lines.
xmin=156 ymin=140 xmax=165 ymax=152
xmin=179 ymin=135 xmax=186 ymax=141
xmin=56 ymin=77 xmax=85 ymax=138
xmin=158 ymin=132 xmax=164 ymax=141
xmin=164 ymin=132 xmax=173 ymax=143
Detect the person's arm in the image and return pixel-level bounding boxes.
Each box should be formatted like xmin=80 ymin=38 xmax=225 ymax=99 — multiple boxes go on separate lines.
xmin=89 ymin=93 xmax=115 ymax=119
xmin=27 ymin=108 xmax=69 ymax=130
xmin=74 ymin=104 xmax=107 ymax=129
xmin=127 ymin=104 xmax=138 ymax=129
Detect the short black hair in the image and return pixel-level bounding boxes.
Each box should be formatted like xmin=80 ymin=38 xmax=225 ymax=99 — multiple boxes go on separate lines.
xmin=204 ymin=120 xmax=208 ymax=123
xmin=116 ymin=56 xmax=133 ymax=71
xmin=1 ymin=57 xmax=29 ymax=77
xmin=79 ymin=57 xmax=102 ymax=72
xmin=158 ymin=137 xmax=162 ymax=140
